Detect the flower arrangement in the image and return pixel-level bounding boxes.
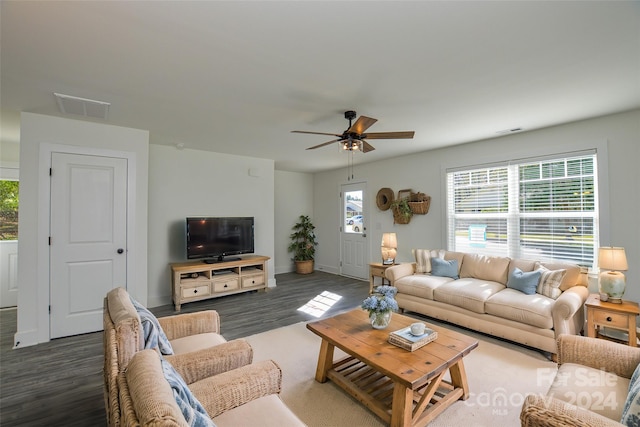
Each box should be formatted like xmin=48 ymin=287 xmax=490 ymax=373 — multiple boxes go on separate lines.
xmin=361 ymin=285 xmax=398 ymax=329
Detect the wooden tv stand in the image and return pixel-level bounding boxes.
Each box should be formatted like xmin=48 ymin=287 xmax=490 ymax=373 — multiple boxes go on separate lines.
xmin=170 ymin=255 xmax=270 ymax=311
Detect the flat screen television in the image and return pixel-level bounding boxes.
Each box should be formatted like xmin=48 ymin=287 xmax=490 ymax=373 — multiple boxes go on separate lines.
xmin=186 ymin=217 xmax=254 ymax=263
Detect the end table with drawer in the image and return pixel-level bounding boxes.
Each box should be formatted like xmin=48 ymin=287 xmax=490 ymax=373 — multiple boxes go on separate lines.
xmin=585 ymin=293 xmax=639 ymax=347
xmin=368 ymin=262 xmax=398 ymax=294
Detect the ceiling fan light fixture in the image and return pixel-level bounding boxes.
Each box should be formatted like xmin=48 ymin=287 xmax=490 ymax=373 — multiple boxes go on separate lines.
xmin=341 ymin=140 xmax=361 ymax=151
xmin=293 ymin=110 xmax=414 ymax=153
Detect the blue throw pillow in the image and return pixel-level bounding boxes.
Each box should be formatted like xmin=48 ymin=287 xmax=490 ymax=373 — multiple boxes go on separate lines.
xmin=430 ymin=257 xmax=459 ymax=279
xmin=507 ymin=268 xmax=542 ymax=295
xmin=160 ymin=356 xmax=216 ymax=427
xmin=130 ymin=296 xmax=174 ymax=355
xmin=621 ymin=363 xmax=640 ymax=426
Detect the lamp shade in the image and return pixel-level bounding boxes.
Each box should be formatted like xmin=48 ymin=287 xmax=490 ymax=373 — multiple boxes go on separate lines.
xmin=599 ymin=247 xmax=628 ymax=271
xmin=381 ymin=233 xmax=397 ymax=249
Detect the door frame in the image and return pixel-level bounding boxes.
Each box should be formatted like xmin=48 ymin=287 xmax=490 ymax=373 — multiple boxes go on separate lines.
xmin=36 ymin=143 xmax=138 ymax=342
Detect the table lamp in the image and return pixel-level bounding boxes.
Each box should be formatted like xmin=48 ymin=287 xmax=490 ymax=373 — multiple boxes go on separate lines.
xmin=598 ymin=246 xmax=628 ymax=304
xmin=381 ymin=233 xmax=397 ymax=265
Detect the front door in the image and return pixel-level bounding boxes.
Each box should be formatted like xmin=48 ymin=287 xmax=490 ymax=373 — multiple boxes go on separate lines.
xmin=50 ymin=152 xmax=128 ymax=338
xmin=341 ymin=182 xmax=367 ymax=279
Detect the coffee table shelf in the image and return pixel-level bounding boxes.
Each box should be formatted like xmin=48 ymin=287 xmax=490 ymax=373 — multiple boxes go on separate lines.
xmin=307 ymin=309 xmax=478 ymax=427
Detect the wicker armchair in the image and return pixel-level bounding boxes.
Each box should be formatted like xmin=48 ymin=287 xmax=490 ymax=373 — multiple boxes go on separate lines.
xmin=120 ymin=349 xmax=306 ymax=426
xmin=103 ymin=287 xmax=253 ymax=427
xmin=521 ymin=334 xmax=640 ymax=427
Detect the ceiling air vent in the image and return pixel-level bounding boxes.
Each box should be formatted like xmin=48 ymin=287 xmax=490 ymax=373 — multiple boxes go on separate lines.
xmin=54 ymin=93 xmax=110 ymax=120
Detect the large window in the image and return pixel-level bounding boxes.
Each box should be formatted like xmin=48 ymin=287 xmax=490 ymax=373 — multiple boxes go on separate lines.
xmin=446 ymin=152 xmax=598 ymax=268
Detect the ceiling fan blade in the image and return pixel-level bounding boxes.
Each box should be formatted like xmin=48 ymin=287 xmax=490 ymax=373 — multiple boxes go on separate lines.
xmin=348 ymin=116 xmax=378 ymax=134
xmin=361 ymin=140 xmax=376 ymax=153
xmin=306 ymin=138 xmax=343 ymax=150
xmin=363 ymin=131 xmax=415 ymax=140
xmin=292 ymin=130 xmax=343 ymax=137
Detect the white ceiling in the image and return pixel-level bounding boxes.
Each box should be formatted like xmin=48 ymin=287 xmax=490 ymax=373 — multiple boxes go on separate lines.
xmin=2 ymin=1 xmax=639 ymax=173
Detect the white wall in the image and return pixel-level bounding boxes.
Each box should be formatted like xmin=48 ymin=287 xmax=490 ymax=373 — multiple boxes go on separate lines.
xmin=15 ymin=113 xmax=149 ymax=347
xmin=0 ymin=141 xmax=20 ymax=165
xmin=313 ymin=109 xmax=640 ymax=301
xmin=274 ymin=170 xmax=314 ymax=274
xmin=147 ymin=145 xmax=275 ymax=307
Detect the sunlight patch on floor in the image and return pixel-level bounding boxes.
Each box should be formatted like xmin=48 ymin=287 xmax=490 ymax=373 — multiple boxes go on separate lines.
xmin=297 ymin=291 xmax=343 ymax=317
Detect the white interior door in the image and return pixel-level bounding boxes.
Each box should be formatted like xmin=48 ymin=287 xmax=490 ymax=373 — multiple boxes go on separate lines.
xmin=50 ymin=152 xmax=128 ymax=338
xmin=340 ymin=182 xmax=368 ymax=279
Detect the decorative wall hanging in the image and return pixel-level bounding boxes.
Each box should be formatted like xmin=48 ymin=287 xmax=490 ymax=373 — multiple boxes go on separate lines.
xmin=376 ymin=187 xmax=394 ymax=211
xmin=387 ymin=188 xmax=431 ymax=224
xmin=408 ymin=192 xmax=431 ymax=215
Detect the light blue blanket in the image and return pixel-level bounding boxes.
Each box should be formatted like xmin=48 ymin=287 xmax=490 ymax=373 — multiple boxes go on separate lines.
xmin=161 ymin=355 xmax=216 ymax=427
xmin=130 ymin=296 xmax=174 ymax=355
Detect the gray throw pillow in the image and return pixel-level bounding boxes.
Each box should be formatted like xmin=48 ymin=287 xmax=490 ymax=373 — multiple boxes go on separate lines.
xmin=430 ymin=257 xmax=459 ymax=279
xmin=507 ymin=267 xmax=542 ymax=295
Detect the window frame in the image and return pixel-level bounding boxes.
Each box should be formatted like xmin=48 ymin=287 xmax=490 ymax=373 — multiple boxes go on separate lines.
xmin=445 ymin=150 xmax=599 ymax=268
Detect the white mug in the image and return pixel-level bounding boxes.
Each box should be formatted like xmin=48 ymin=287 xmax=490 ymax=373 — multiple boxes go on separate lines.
xmin=410 ymin=322 xmax=425 ymax=335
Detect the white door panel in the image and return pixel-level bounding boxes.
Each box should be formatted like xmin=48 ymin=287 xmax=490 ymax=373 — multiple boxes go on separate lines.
xmin=0 ymin=241 xmax=18 ymax=308
xmin=50 ymin=153 xmax=127 ymax=338
xmin=341 ymin=182 xmax=367 ymax=279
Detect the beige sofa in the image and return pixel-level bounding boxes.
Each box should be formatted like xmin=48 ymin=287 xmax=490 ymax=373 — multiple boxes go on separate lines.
xmin=385 ymin=250 xmax=589 ymax=356
xmin=104 ymin=287 xmax=305 ymax=426
xmin=521 ymin=335 xmax=640 ymax=426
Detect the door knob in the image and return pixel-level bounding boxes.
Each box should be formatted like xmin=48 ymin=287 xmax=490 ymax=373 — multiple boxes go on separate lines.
xmin=117 ymin=248 xmax=124 ymax=254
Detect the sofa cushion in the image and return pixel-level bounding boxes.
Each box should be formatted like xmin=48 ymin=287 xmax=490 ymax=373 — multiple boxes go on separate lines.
xmin=506 ymin=268 xmax=542 ymax=295
xmin=413 ymin=249 xmax=444 ymax=274
xmin=433 ymin=278 xmax=505 ymax=314
xmin=509 ymin=259 xmax=537 ymax=275
xmin=431 ymin=257 xmax=459 ymax=279
xmin=212 ymin=394 xmax=305 ymax=427
xmin=548 ymin=362 xmax=629 ymax=421
xmin=443 ymin=251 xmax=465 ymax=275
xmin=460 ymin=253 xmax=511 ymax=285
xmin=170 ymin=333 xmax=228 ymax=355
xmin=535 ymin=261 xmax=581 ymax=291
xmin=395 ymin=274 xmax=454 ymax=300
xmin=485 ymin=288 xmax=554 ymax=329
xmin=536 ymin=266 xmax=565 ymax=300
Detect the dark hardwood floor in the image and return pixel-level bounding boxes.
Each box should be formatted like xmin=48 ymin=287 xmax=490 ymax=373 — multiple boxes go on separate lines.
xmin=0 ymin=271 xmax=370 ymax=427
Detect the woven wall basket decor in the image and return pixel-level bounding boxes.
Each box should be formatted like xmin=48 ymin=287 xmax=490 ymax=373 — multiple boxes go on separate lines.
xmin=376 ymin=188 xmax=394 ymax=211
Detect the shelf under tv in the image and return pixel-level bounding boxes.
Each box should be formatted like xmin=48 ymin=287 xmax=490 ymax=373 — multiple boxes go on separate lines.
xmin=170 ymin=255 xmax=270 ymax=311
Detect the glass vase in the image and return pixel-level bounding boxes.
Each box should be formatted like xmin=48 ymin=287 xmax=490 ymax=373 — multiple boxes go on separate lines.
xmin=370 ymin=311 xmax=392 ymax=329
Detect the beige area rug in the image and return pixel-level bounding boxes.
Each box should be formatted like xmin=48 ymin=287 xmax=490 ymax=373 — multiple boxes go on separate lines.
xmin=245 ymin=318 xmax=558 ymax=427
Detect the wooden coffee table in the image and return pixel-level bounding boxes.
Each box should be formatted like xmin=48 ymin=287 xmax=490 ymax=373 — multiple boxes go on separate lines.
xmin=306 ymin=309 xmax=478 ymax=427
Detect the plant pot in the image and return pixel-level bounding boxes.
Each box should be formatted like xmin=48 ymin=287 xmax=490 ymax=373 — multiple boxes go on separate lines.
xmin=295 ymin=260 xmax=314 ymax=274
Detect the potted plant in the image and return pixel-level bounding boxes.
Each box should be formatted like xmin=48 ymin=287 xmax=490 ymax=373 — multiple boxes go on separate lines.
xmin=390 ymin=198 xmax=413 ymax=224
xmin=288 ymin=215 xmax=318 ymax=274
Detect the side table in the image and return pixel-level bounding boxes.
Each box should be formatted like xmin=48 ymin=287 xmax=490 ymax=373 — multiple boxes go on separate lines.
xmin=368 ymin=262 xmax=397 ymax=294
xmin=585 ymin=293 xmax=639 ymax=347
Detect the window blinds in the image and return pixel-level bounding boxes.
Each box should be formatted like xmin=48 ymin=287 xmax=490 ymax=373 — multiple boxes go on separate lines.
xmin=446 ymin=152 xmax=598 ymax=267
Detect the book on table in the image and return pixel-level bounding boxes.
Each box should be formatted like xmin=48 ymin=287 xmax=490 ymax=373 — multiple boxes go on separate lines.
xmin=388 ymin=326 xmax=438 ymax=351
